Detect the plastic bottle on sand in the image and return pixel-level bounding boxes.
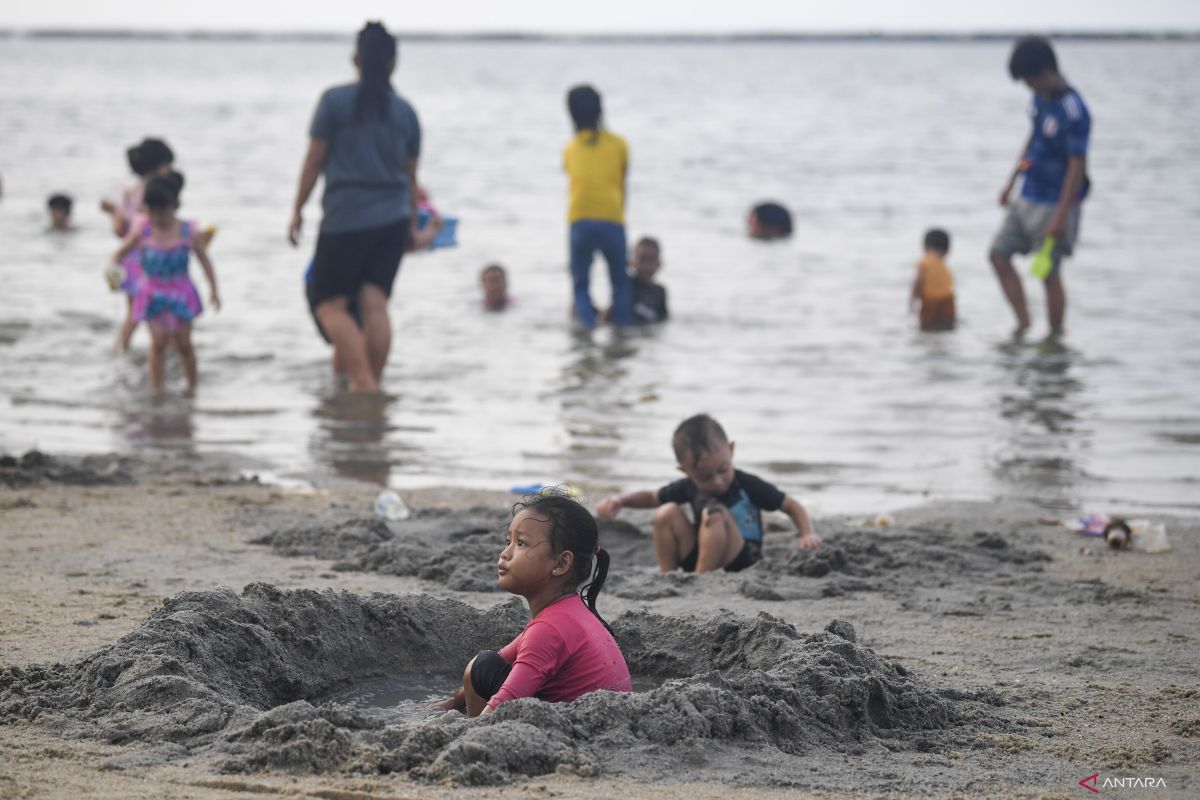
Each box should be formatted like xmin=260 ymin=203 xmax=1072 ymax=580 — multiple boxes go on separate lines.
xmin=375 ymin=490 xmax=411 ymax=521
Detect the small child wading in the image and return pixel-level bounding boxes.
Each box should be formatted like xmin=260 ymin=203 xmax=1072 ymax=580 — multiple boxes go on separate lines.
xmin=110 ymin=171 xmax=220 ymax=392
xmin=597 ymin=414 xmax=821 ymax=574
xmin=910 ymin=228 xmax=956 ymax=331
xmin=437 ymin=493 xmax=631 ymax=716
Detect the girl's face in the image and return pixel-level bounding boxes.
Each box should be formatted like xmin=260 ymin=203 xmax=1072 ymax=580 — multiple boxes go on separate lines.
xmin=497 ymin=509 xmax=559 ymax=595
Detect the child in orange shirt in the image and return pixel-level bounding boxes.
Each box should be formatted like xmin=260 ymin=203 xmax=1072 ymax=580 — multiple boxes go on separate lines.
xmin=910 ymin=228 xmax=956 ymax=331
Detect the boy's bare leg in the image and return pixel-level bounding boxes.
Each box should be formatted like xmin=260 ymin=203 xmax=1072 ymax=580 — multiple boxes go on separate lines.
xmin=990 ymin=252 xmax=1031 ymax=332
xmin=315 ymin=298 xmax=377 ymax=393
xmin=652 ymin=504 xmax=695 ymax=573
xmin=696 ymin=504 xmax=746 ymax=573
xmin=174 ymin=325 xmax=197 ymax=390
xmin=147 ymin=326 xmax=168 ymax=392
xmin=462 ymin=657 xmax=487 ymax=718
xmin=358 ymin=284 xmax=391 ymax=385
xmin=1045 ymin=272 xmax=1066 ymax=335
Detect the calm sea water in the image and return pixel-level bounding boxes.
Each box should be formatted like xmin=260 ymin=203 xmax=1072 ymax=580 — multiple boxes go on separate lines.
xmin=1 ymin=38 xmax=1198 ymax=515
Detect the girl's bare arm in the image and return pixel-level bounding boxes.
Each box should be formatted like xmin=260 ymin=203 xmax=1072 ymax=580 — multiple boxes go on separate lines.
xmin=193 ymin=238 xmax=220 ymax=310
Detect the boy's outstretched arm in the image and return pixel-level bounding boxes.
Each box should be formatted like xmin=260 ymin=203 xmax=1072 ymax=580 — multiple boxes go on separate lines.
xmin=999 ymin=134 xmax=1033 ymax=206
xmin=781 ymin=496 xmax=820 ymax=550
xmin=596 ymin=489 xmax=658 ymax=520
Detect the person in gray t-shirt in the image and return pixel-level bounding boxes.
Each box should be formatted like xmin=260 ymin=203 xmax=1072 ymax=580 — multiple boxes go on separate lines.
xmin=288 ymin=22 xmax=422 ymax=393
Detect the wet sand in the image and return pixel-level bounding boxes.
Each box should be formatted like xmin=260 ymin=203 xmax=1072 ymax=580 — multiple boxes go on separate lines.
xmin=2 ymin=453 xmax=1198 ymax=798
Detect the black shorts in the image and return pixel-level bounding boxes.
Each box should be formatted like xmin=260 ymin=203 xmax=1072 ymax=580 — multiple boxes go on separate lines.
xmin=469 ymin=650 xmax=512 ymax=700
xmin=679 ymin=538 xmax=761 ymax=573
xmin=309 ymin=218 xmax=410 ymax=308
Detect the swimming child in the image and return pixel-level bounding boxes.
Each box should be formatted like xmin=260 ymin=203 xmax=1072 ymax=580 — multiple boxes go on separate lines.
xmin=600 ymin=236 xmax=668 ymax=324
xmin=101 ymin=138 xmax=175 ymax=352
xmin=748 ymin=202 xmax=793 ymax=240
xmin=910 ymin=228 xmax=956 ymax=331
xmin=46 ymin=194 xmax=73 ymax=232
xmin=481 ymin=263 xmax=511 ymax=311
xmin=563 ymin=85 xmax=632 ymax=328
xmin=110 ymin=171 xmax=220 ymax=392
xmin=596 ymin=414 xmax=820 ymax=574
xmin=437 ymin=492 xmax=631 ymax=716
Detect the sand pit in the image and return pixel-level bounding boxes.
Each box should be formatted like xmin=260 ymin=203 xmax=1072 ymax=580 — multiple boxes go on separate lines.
xmin=0 ymin=585 xmax=1004 ymax=787
xmin=0 ymin=450 xmax=136 ymax=487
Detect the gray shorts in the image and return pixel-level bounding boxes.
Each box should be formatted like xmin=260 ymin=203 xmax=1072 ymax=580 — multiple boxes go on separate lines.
xmin=990 ymin=195 xmax=1082 ymax=276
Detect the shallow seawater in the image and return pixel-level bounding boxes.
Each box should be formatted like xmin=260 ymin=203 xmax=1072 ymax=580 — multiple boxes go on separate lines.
xmin=1 ymin=38 xmax=1198 ymax=514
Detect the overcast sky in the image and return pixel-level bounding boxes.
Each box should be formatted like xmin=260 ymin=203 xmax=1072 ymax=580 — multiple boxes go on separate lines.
xmin=3 ymin=0 xmax=1199 ymax=33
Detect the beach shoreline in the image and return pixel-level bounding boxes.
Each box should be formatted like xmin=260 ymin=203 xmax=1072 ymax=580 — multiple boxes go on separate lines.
xmin=1 ymin=451 xmax=1197 ymax=798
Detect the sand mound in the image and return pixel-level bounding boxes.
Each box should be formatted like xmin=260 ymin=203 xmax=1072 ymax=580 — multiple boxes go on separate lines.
xmin=1 ymin=586 xmax=1006 ymax=787
xmin=249 ymin=510 xmax=657 ymax=592
xmin=0 ymin=450 xmax=136 ymax=487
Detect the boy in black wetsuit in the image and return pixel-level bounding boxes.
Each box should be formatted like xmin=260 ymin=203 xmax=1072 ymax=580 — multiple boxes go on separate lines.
xmin=596 ymin=414 xmax=820 ymax=573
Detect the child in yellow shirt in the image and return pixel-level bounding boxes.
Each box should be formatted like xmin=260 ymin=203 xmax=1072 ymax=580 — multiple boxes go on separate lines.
xmin=910 ymin=228 xmax=956 ymax=331
xmin=563 ymin=85 xmax=631 ymax=327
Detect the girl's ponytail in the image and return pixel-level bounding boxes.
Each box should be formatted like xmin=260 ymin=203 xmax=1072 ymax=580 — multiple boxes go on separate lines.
xmin=581 ymin=546 xmax=612 ymax=634
xmin=354 ymin=22 xmax=397 ymax=124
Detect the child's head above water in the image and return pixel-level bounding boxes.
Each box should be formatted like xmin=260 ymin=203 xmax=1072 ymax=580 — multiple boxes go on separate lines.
xmin=47 ymin=193 xmax=73 ymax=230
xmin=748 ymin=202 xmax=793 ymax=240
xmin=500 ymin=491 xmax=611 ymax=626
xmin=143 ymin=171 xmax=185 ymax=218
xmin=631 ymin=237 xmax=661 ymax=282
xmin=126 ymin=138 xmax=175 ymax=178
xmin=672 ymin=414 xmax=737 ymax=496
xmin=923 ymin=228 xmax=950 ymax=257
xmin=566 ymin=85 xmax=602 ymax=132
xmin=480 ymin=263 xmax=509 ymax=310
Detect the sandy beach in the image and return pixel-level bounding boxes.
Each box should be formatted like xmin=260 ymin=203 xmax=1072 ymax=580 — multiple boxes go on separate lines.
xmin=1 ymin=452 xmax=1196 ymax=798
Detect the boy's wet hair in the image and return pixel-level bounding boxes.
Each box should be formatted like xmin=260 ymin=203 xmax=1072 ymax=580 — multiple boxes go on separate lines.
xmin=672 ymin=414 xmax=729 ymax=467
xmin=634 ymin=236 xmax=660 ymax=256
xmin=126 ymin=138 xmax=174 ymax=177
xmin=143 ymin=170 xmax=185 ymax=210
xmin=752 ymin=202 xmax=793 ymax=236
xmin=512 ymin=490 xmax=612 ymax=633
xmin=567 ymin=85 xmax=602 ymax=137
xmin=1009 ymin=36 xmax=1058 ymax=80
xmin=47 ymin=193 xmax=72 ymax=212
xmin=481 ymin=263 xmax=506 ymax=278
xmin=354 ymin=21 xmax=397 ymax=124
xmin=924 ymin=228 xmax=950 ymax=254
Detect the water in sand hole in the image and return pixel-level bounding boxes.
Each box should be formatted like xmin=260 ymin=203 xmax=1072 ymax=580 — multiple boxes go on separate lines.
xmin=319 ymin=673 xmax=666 ymax=710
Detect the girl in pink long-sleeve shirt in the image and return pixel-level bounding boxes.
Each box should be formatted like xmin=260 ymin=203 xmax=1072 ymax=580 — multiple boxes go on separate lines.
xmin=438 ymin=493 xmax=631 ymax=716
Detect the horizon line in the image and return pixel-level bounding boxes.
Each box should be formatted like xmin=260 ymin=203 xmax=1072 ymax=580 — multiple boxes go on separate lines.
xmin=3 ymin=28 xmax=1200 ymax=43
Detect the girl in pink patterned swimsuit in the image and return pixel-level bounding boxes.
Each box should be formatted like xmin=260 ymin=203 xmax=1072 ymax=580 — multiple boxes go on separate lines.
xmin=437 ymin=493 xmax=632 ymax=716
xmin=110 ymin=171 xmax=220 ymax=392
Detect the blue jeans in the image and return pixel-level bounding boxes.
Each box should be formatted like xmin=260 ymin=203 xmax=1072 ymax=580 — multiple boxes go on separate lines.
xmin=569 ymin=220 xmax=631 ymax=327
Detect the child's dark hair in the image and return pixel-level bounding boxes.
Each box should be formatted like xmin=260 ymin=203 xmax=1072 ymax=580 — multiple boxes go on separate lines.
xmin=513 ymin=491 xmax=612 ymax=633
xmin=47 ymin=193 xmax=72 ymax=213
xmin=126 ymin=138 xmax=174 ymax=177
xmin=635 ymin=236 xmax=660 ymax=256
xmin=924 ymin=228 xmax=950 ymax=255
xmin=143 ymin=171 xmax=185 ymax=210
xmin=1008 ymin=36 xmax=1057 ymax=80
xmin=481 ymin=263 xmax=506 ymax=278
xmin=752 ymin=202 xmax=793 ymax=236
xmin=567 ymin=85 xmax=602 ymax=143
xmin=672 ymin=414 xmax=729 ymax=467
xmin=355 ymin=22 xmax=397 ymax=124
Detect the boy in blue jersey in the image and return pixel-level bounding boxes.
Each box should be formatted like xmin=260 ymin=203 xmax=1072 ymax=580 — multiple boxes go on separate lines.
xmin=990 ymin=36 xmax=1091 ymax=336
xmin=596 ymin=414 xmax=820 ymax=573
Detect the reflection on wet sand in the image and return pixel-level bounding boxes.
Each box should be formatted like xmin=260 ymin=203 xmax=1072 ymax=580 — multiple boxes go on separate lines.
xmin=991 ymin=336 xmax=1090 ymax=506
xmin=118 ymin=394 xmax=196 ymax=453
xmin=309 ymin=391 xmax=396 ymax=486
